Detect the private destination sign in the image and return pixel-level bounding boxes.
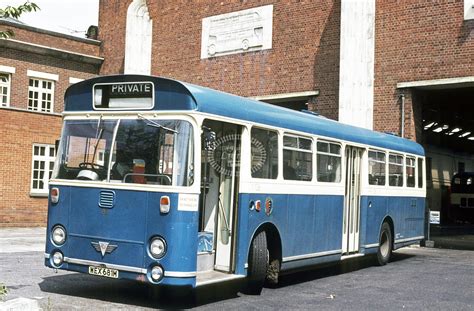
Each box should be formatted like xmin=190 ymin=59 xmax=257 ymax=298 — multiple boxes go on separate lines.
xmin=93 ymin=82 xmax=154 ymax=109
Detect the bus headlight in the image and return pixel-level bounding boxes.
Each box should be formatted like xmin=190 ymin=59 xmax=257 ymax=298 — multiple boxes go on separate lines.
xmin=149 ymin=237 xmax=166 ymax=259
xmin=150 ymin=265 xmax=164 ymax=282
xmin=51 ymin=251 xmax=64 ymax=267
xmin=52 ymin=225 xmax=67 ymax=246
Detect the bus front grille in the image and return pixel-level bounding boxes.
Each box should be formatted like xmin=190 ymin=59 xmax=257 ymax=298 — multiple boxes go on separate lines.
xmin=99 ymin=190 xmax=115 ymax=209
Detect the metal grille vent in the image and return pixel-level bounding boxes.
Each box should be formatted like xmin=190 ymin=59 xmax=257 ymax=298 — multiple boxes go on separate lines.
xmin=99 ymin=190 xmax=115 ymax=209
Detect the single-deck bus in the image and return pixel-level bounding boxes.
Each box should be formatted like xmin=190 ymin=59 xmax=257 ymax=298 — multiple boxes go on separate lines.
xmin=45 ymin=75 xmax=426 ymax=294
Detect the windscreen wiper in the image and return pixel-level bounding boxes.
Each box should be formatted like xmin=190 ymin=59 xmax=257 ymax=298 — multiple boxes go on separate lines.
xmin=138 ymin=114 xmax=179 ymax=134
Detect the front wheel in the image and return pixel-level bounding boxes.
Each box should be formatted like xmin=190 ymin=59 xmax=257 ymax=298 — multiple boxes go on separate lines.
xmin=245 ymin=230 xmax=268 ymax=295
xmin=376 ymin=222 xmax=392 ymax=266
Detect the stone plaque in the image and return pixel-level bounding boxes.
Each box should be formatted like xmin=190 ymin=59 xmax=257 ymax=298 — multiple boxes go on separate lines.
xmin=201 ymin=5 xmax=273 ymax=59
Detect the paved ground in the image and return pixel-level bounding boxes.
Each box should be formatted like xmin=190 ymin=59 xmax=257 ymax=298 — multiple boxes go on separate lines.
xmin=1 ymin=228 xmax=473 ymax=310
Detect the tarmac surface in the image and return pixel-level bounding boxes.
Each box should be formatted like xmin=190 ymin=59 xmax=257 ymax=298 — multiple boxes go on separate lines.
xmin=0 ymin=227 xmax=473 ymax=310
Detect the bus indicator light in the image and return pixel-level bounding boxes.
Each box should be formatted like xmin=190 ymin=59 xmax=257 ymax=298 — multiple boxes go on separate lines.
xmin=50 ymin=187 xmax=59 ymax=204
xmin=160 ymin=196 xmax=170 ymax=214
xmin=255 ymin=200 xmax=261 ymax=212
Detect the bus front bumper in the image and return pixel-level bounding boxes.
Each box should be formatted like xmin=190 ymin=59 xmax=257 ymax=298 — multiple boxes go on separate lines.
xmin=44 ymin=253 xmax=196 ymax=287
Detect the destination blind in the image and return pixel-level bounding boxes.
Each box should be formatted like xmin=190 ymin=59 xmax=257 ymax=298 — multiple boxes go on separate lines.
xmin=93 ymin=82 xmax=154 ymax=109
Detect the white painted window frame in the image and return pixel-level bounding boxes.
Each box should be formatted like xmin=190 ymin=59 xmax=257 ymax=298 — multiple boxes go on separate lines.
xmin=28 ymin=77 xmax=55 ymax=113
xmin=31 ymin=144 xmax=56 ymax=196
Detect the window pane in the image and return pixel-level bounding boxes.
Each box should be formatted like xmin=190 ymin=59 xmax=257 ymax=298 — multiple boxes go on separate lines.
xmin=406 ymin=157 xmax=415 ymax=187
xmin=283 ymin=149 xmax=312 ymax=181
xmin=330 ymin=144 xmax=341 ymax=155
xmin=389 ymin=154 xmax=403 ymax=187
xmin=251 ymin=128 xmax=278 ymax=179
xmin=317 ymin=142 xmax=328 ymax=153
xmin=299 ymin=137 xmax=312 ymax=151
xmin=418 ymin=158 xmax=424 ymax=188
xmin=317 ymin=154 xmax=341 ymax=182
xmin=283 ymin=136 xmax=297 ymax=148
xmin=369 ymin=151 xmax=386 ymax=185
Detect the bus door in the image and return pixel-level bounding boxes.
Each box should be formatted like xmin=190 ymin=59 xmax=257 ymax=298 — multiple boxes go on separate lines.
xmin=342 ymin=146 xmax=363 ymax=254
xmin=200 ymin=120 xmax=241 ymax=273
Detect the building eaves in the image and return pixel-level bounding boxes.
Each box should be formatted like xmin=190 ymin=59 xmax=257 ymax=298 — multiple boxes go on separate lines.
xmin=0 ymin=38 xmax=104 ymax=66
xmin=0 ymin=19 xmax=100 ymax=45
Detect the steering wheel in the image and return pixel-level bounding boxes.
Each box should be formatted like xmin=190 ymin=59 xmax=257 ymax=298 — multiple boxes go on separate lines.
xmin=78 ymin=162 xmax=104 ymax=171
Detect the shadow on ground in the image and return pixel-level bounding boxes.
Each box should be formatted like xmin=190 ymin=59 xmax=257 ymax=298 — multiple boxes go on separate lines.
xmin=39 ymin=252 xmax=415 ymax=308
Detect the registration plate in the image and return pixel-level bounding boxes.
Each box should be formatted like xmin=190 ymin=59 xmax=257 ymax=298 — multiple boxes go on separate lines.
xmin=88 ymin=266 xmax=119 ymax=279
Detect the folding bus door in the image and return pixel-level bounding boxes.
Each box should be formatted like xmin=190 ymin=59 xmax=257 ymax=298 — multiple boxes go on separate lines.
xmin=342 ymin=146 xmax=363 ymax=254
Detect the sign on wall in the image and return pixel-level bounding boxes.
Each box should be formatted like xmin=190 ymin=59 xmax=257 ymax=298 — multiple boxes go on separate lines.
xmin=201 ymin=5 xmax=273 ymax=59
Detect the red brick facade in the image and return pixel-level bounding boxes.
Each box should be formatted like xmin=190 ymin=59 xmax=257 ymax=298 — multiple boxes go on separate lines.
xmin=374 ymin=1 xmax=474 ymax=139
xmin=1 ymin=1 xmax=472 ymax=226
xmin=0 ymin=20 xmax=101 ymax=227
xmin=99 ymin=0 xmax=341 ymax=119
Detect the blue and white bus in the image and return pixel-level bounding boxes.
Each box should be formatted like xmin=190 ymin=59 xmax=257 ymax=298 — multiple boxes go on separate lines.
xmin=45 ymin=75 xmax=426 ymax=294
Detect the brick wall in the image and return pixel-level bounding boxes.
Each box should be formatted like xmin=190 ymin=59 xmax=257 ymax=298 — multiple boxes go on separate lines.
xmin=98 ymin=0 xmax=341 ymax=119
xmin=0 ymin=110 xmax=61 ymax=227
xmin=0 ymin=26 xmax=100 ymax=227
xmin=374 ymin=1 xmax=474 ymax=138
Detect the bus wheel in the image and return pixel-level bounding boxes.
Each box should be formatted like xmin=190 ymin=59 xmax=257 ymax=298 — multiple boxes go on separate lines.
xmin=245 ymin=230 xmax=268 ymax=295
xmin=376 ymin=222 xmax=392 ymax=266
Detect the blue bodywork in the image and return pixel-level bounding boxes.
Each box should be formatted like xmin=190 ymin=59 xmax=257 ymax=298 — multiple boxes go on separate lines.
xmin=46 ymin=75 xmax=425 ymax=286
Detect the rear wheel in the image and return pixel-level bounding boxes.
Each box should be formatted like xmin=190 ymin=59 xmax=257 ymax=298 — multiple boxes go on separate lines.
xmin=376 ymin=222 xmax=392 ymax=266
xmin=245 ymin=230 xmax=268 ymax=295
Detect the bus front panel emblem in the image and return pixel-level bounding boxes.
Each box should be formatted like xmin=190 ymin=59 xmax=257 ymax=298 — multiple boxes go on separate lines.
xmin=91 ymin=241 xmax=118 ymax=257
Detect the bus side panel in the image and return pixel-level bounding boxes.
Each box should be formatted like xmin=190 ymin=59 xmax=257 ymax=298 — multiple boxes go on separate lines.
xmin=235 ymin=193 xmax=343 ymax=275
xmin=360 ymin=195 xmax=388 ymax=252
xmin=362 ymin=195 xmax=425 ymax=253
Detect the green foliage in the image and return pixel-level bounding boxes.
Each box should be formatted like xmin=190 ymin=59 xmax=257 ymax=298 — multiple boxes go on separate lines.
xmin=0 ymin=283 xmax=8 ymax=301
xmin=0 ymin=1 xmax=40 ymax=38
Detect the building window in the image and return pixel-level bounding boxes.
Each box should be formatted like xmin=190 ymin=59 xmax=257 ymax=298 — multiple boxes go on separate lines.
xmin=31 ymin=144 xmax=55 ymax=195
xmin=0 ymin=73 xmax=11 ymax=107
xmin=283 ymin=135 xmax=312 ymax=181
xmin=28 ymin=78 xmax=54 ymax=112
xmin=317 ymin=140 xmax=341 ymax=183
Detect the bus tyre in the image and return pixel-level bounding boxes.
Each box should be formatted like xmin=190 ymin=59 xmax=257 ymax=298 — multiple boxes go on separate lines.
xmin=245 ymin=230 xmax=268 ymax=295
xmin=376 ymin=222 xmax=392 ymax=266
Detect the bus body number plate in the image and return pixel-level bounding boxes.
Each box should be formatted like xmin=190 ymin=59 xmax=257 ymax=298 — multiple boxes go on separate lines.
xmin=88 ymin=266 xmax=119 ymax=279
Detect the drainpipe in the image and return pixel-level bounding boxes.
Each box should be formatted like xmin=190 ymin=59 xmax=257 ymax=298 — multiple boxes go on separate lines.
xmin=400 ymin=93 xmax=405 ymax=138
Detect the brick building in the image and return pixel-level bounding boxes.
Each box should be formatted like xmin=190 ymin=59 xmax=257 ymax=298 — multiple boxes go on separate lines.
xmin=97 ymin=0 xmax=474 ymax=223
xmin=0 ymin=18 xmax=102 ymax=226
xmin=1 ymin=0 xmax=473 ymax=226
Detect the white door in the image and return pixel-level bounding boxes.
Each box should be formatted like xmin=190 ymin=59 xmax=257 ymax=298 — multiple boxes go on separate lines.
xmin=342 ymin=147 xmax=363 ymax=254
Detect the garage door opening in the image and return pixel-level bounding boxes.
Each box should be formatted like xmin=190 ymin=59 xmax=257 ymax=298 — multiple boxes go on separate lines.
xmin=416 ymin=87 xmax=474 ymax=225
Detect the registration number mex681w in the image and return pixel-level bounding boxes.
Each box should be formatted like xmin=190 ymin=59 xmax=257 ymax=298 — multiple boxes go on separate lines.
xmin=88 ymin=266 xmax=119 ymax=279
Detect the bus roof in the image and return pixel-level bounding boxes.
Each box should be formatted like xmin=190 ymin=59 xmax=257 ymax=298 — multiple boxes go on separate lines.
xmin=65 ymin=75 xmax=424 ymax=156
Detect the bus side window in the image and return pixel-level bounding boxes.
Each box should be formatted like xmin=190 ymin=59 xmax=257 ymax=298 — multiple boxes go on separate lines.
xmin=368 ymin=150 xmax=386 ymax=186
xmin=251 ymin=128 xmax=278 ymax=179
xmin=418 ymin=158 xmax=424 ymax=188
xmin=316 ymin=141 xmax=341 ymax=183
xmin=388 ymin=153 xmax=403 ymax=187
xmin=406 ymin=157 xmax=416 ymax=187
xmin=283 ymin=135 xmax=312 ymax=181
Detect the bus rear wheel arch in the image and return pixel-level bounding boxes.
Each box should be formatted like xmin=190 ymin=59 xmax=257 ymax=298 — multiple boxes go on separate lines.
xmin=376 ymin=221 xmax=393 ymax=266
